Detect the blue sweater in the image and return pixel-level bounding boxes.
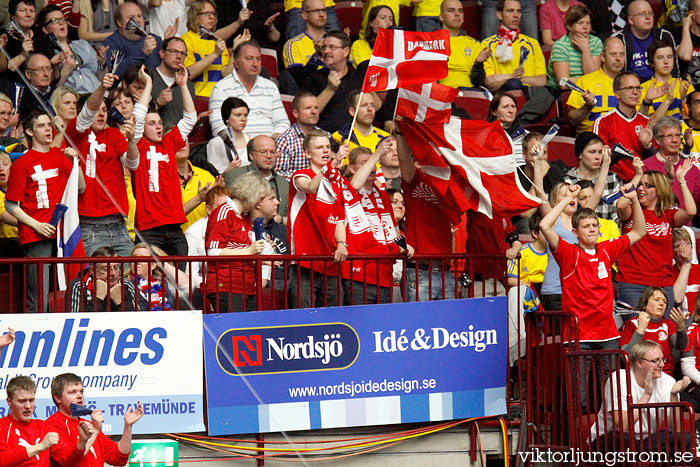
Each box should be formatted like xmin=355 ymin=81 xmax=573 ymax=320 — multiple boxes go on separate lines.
xmin=104 ymin=31 xmax=163 ymax=77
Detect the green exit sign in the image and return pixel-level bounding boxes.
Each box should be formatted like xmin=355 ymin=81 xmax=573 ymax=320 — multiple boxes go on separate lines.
xmin=129 ymin=439 xmax=179 ymax=467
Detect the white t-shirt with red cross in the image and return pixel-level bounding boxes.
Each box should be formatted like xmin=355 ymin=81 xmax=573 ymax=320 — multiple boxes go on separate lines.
xmin=132 ymin=126 xmax=187 ymax=231
xmin=65 ymin=119 xmax=129 ymax=217
xmin=553 ymin=235 xmax=630 ymax=342
xmin=5 ymin=147 xmax=72 ymax=245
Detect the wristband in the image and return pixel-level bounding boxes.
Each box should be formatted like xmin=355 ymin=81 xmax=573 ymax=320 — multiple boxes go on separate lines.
xmin=336 ymin=241 xmax=348 ymax=248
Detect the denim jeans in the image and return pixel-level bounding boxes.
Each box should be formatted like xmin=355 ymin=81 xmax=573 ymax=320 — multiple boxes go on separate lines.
xmin=342 ymin=279 xmax=391 ymax=305
xmin=208 ymin=292 xmax=257 ymax=313
xmin=405 ymin=266 xmax=456 ymax=302
xmin=23 ymin=239 xmax=55 ymax=313
xmin=285 ymin=7 xmax=341 ymax=40
xmin=415 ymin=16 xmax=442 ymax=32
xmin=289 ymin=266 xmax=339 ymax=308
xmin=80 ymin=214 xmax=133 ymax=257
xmin=481 ymin=0 xmax=538 ymax=39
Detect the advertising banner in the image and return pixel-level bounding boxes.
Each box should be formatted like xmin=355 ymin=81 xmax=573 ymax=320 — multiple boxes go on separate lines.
xmin=0 ymin=311 xmax=205 ymax=434
xmin=203 ymin=298 xmax=507 ymax=435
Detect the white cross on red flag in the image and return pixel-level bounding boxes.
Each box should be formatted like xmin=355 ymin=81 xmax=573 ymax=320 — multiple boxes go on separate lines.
xmin=398 ymin=117 xmax=541 ymax=221
xmin=396 ymin=81 xmax=458 ymax=123
xmin=362 ymin=29 xmax=451 ymax=93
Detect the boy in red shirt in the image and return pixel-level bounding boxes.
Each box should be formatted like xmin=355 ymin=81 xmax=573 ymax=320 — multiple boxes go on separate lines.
xmin=5 ymin=110 xmax=85 ymax=312
xmin=0 ymin=375 xmax=93 ymax=466
xmin=541 ymin=183 xmax=646 ymax=406
xmin=46 ymin=373 xmax=143 ymax=467
xmin=288 ymin=129 xmax=348 ymax=308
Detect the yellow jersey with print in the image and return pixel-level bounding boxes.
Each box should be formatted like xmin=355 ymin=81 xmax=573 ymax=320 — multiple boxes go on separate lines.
xmin=181 ymin=163 xmax=216 ymax=232
xmin=182 ymin=30 xmax=231 ymax=98
xmin=439 ymin=34 xmax=480 ymax=88
xmin=481 ymin=34 xmax=546 ymax=85
xmin=681 ymin=121 xmax=700 ymax=169
xmin=640 ymin=77 xmax=694 ymax=120
xmin=0 ymin=189 xmax=17 ymax=239
xmin=567 ymin=68 xmax=617 ymax=133
xmin=332 ymin=124 xmax=390 ymax=154
xmin=506 ymin=242 xmax=547 ymax=285
xmin=283 ymin=33 xmax=317 ymax=68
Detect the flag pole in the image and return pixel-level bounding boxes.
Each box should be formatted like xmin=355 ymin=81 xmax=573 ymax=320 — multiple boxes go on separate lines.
xmin=347 ymin=91 xmax=364 ymax=145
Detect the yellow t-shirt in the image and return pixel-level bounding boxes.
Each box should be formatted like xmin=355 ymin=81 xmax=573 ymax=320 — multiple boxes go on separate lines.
xmin=640 ymin=77 xmax=694 ymax=121
xmin=413 ymin=0 xmax=441 ymax=17
xmin=566 ymin=68 xmax=617 ymax=133
xmin=506 ymin=242 xmax=547 ymax=285
xmin=182 ymin=30 xmax=231 ymax=98
xmin=284 ymin=0 xmax=334 ymax=11
xmin=350 ymin=39 xmax=373 ymax=66
xmin=481 ymin=34 xmax=546 ymax=84
xmin=598 ymin=217 xmax=620 ymax=242
xmin=283 ymin=33 xmax=317 ymax=68
xmin=0 ymin=190 xmax=18 ymax=239
xmin=181 ymin=164 xmax=216 ymax=232
xmin=439 ymin=34 xmax=480 ymax=89
xmin=681 ymin=121 xmax=700 ymax=170
xmin=332 ymin=125 xmax=390 ymax=153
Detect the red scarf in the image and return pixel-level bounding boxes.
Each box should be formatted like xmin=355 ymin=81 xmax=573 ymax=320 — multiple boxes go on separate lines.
xmin=497 ymin=24 xmax=519 ymax=46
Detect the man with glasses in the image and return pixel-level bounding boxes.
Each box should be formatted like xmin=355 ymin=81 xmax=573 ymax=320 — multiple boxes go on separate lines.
xmin=591 ymin=341 xmax=690 ymax=447
xmin=209 ymin=40 xmax=290 ymax=139
xmin=68 ymin=246 xmax=136 ymax=312
xmin=593 ymin=71 xmax=658 ymax=181
xmin=612 ymin=0 xmax=676 ymax=83
xmin=152 ymin=37 xmax=196 ymax=128
xmin=283 ymin=0 xmax=327 ymax=70
xmin=643 ymin=116 xmax=700 ymax=211
xmin=17 ymin=53 xmax=54 ymax=120
xmin=225 ymin=135 xmax=289 ymax=222
xmin=284 ymin=0 xmax=340 ymax=39
xmin=302 ymin=30 xmax=363 ymax=133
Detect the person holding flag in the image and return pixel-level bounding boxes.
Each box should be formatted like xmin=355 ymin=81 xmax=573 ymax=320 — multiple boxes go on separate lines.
xmin=5 ymin=110 xmax=85 ymax=312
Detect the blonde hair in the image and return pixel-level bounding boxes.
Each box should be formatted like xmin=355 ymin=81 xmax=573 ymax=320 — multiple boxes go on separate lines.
xmin=187 ymin=0 xmax=217 ymax=33
xmin=673 ymin=227 xmax=692 ymax=244
xmin=642 ymin=170 xmax=674 ymax=217
xmin=549 ymin=182 xmax=573 ymax=206
xmin=50 ymin=87 xmax=78 ymax=118
xmin=129 ymin=242 xmax=166 ymax=279
xmin=0 ymin=92 xmax=13 ymax=108
xmin=230 ymin=171 xmax=273 ymax=209
xmin=344 ymin=146 xmax=372 ymax=177
xmin=629 ymin=340 xmax=662 ymax=366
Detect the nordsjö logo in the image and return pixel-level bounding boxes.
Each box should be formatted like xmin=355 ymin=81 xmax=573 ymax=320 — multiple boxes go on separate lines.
xmin=216 ymin=323 xmax=360 ymax=376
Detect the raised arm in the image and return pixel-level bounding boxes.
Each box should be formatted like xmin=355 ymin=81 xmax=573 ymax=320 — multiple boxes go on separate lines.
xmin=395 ymin=129 xmax=416 ymax=183
xmin=540 ymin=184 xmax=580 ymax=251
xmin=175 ymin=65 xmax=197 ymax=138
xmin=621 ymin=182 xmax=646 ymax=245
xmin=350 ymin=139 xmax=389 ymax=190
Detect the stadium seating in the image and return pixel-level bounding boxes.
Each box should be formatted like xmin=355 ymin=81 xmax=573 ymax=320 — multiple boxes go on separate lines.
xmin=261 ymin=48 xmax=280 ymax=80
xmin=454 ymin=89 xmax=492 ymax=120
xmin=281 ymin=94 xmax=297 ymax=124
xmin=335 ymin=1 xmax=363 ymax=39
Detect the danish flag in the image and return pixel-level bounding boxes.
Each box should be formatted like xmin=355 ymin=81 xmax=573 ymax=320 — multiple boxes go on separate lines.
xmin=398 ymin=117 xmax=541 ymax=222
xmin=396 ymin=81 xmax=458 ymax=123
xmin=362 ymin=29 xmax=450 ymax=93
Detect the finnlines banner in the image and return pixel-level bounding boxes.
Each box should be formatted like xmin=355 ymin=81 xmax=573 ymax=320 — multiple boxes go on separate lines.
xmin=0 ymin=311 xmax=205 ymax=434
xmin=203 ymin=298 xmax=507 ymax=435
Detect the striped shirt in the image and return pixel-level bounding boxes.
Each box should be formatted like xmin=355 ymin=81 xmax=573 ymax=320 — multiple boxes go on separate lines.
xmin=564 ymin=166 xmax=622 ymax=224
xmin=283 ymin=33 xmax=316 ymax=68
xmin=275 ymin=123 xmax=327 ymax=181
xmin=208 ymin=69 xmax=290 ymax=137
xmin=546 ymin=34 xmax=603 ymax=88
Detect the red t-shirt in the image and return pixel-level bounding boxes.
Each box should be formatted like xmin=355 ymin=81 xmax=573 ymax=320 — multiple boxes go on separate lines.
xmin=554 ymin=235 xmax=630 ymax=342
xmin=288 ymin=168 xmax=344 ymax=275
xmin=132 ymin=127 xmax=187 ymax=231
xmin=0 ymin=415 xmax=82 ymax=466
xmin=46 ymin=411 xmax=129 ymax=467
xmin=593 ymin=108 xmax=650 ymax=182
xmin=205 ymin=198 xmax=256 ymax=294
xmin=65 ymin=120 xmax=129 ymax=217
xmin=617 ymin=208 xmax=676 ymax=287
xmin=620 ymin=318 xmax=678 ymax=375
xmin=337 ymin=181 xmax=399 ymax=287
xmin=685 ymin=323 xmax=700 ymax=370
xmin=672 ymin=264 xmax=700 ymax=316
xmin=402 ymin=171 xmax=453 ymax=255
xmin=5 ymin=147 xmax=72 ymax=245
